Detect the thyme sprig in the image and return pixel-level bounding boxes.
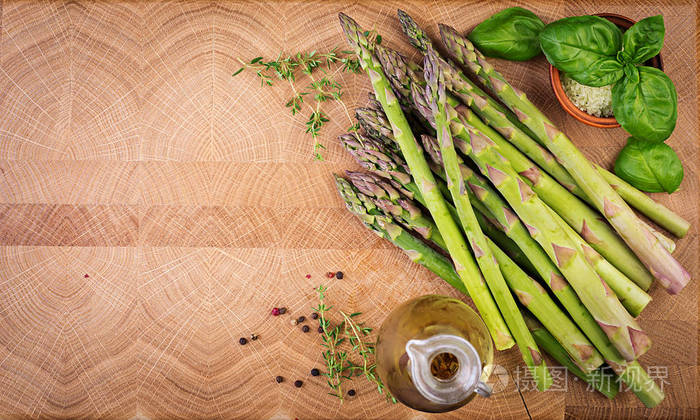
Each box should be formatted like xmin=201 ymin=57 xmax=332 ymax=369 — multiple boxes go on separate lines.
xmin=312 ymin=285 xmax=396 ymax=404
xmin=339 ymin=310 xmax=397 ymax=403
xmin=233 ymin=32 xmax=380 ymax=160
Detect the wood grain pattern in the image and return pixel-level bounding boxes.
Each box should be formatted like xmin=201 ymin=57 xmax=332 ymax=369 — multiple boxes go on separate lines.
xmin=0 ymin=1 xmax=697 ymax=419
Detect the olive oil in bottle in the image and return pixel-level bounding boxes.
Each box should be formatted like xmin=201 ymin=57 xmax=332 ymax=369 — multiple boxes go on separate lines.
xmin=376 ymin=295 xmax=494 ymax=413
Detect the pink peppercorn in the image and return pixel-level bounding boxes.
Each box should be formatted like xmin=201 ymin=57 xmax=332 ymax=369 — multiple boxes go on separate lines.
xmin=271 ymin=307 xmax=281 ymax=316
xmin=305 ymin=274 xmax=311 ymax=279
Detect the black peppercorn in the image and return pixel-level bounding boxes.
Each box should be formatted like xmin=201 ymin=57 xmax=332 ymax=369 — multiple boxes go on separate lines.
xmin=294 ymin=380 xmax=303 ymax=388
xmin=302 ymin=325 xmax=310 ymax=333
xmin=250 ymin=333 xmax=258 ymax=341
xmin=297 ymin=316 xmax=306 ymax=323
xmin=335 ymin=271 xmax=344 ymax=279
xmin=275 ymin=376 xmax=284 ymax=383
xmin=239 ymin=337 xmax=248 ymax=345
xmin=348 ymin=389 xmax=356 ymax=396
xmin=310 ymin=368 xmax=320 ymax=377
xmin=311 ymin=312 xmax=319 ymax=320
xmin=318 ymin=326 xmax=323 ymax=333
xmin=279 ymin=307 xmax=287 ymax=314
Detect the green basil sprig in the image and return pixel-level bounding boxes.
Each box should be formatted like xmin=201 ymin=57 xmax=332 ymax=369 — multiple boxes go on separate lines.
xmin=612 ymin=66 xmax=677 ymax=142
xmin=614 ymin=137 xmax=683 ymax=193
xmin=539 ymin=16 xmax=624 ymax=87
xmin=468 ymin=7 xmax=545 ymax=61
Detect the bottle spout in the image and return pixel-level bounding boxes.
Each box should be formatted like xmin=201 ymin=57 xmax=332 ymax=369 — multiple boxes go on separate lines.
xmin=475 ymin=380 xmax=492 ymax=398
xmin=405 ymin=334 xmax=489 ymax=406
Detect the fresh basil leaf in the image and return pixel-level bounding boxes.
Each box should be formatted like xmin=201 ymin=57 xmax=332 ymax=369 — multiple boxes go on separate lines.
xmin=468 ymin=7 xmax=545 ymax=61
xmin=612 ymin=66 xmax=677 ymax=142
xmin=565 ymin=59 xmax=624 ymax=87
xmin=622 ymin=62 xmax=638 ymax=81
xmin=614 ymin=137 xmax=683 ymax=193
xmin=620 ymin=15 xmax=664 ymax=64
xmin=540 ymin=16 xmax=624 ymax=87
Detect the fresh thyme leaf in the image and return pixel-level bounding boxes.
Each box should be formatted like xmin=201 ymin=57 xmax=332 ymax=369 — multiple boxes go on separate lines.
xmin=376 ymin=34 xmax=382 ymax=44
xmin=233 ymin=67 xmax=245 ymax=76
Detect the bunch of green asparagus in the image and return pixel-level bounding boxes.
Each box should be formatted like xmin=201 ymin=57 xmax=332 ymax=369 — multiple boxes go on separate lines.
xmin=334 ymin=10 xmax=691 ymax=407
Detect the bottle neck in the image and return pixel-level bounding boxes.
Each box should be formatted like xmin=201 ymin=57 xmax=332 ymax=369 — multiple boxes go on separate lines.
xmin=405 ymin=334 xmax=491 ymax=405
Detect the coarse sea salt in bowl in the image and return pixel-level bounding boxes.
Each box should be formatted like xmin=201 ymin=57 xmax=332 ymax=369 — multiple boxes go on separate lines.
xmin=548 ymin=13 xmax=663 ymax=128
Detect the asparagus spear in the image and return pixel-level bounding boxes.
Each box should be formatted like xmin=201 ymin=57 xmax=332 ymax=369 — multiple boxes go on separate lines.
xmin=335 ymin=175 xmax=467 ymax=295
xmin=339 ymin=133 xmax=409 ymax=183
xmin=339 ymin=13 xmax=513 ymax=349
xmin=601 ymin=167 xmax=688 ymax=239
xmin=425 ymin=49 xmax=551 ymax=388
xmin=421 ymin=133 xmax=651 ymax=317
xmin=522 ymin=313 xmax=619 ymax=400
xmin=366 ymin=92 xmax=384 ymax=112
xmin=347 ymin=170 xmax=448 ymax=249
xmin=355 ymin=107 xmax=399 ymax=147
xmin=439 ymin=23 xmax=690 ymax=295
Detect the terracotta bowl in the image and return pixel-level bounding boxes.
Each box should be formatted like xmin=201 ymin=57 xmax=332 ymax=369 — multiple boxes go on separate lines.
xmin=549 ymin=13 xmax=664 ymax=128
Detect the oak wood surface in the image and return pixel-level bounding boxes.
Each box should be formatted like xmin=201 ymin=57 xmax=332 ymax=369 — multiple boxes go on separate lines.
xmin=0 ymin=1 xmax=697 ymax=419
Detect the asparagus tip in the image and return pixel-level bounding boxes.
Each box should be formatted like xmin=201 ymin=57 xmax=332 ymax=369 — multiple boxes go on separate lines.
xmin=396 ymin=9 xmax=431 ymax=52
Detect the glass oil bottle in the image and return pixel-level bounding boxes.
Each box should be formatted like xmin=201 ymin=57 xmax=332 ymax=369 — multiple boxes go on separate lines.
xmin=376 ymin=295 xmax=494 ymax=413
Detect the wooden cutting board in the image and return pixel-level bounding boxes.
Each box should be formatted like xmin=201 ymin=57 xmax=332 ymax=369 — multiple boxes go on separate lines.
xmin=0 ymin=1 xmax=697 ymax=419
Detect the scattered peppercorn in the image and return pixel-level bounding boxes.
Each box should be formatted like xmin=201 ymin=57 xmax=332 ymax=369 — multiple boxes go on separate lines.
xmin=318 ymin=326 xmax=323 ymax=333
xmin=271 ymin=307 xmax=280 ymax=316
xmin=297 ymin=316 xmax=306 ymax=323
xmin=250 ymin=333 xmax=258 ymax=341
xmin=335 ymin=271 xmax=344 ymax=279
xmin=294 ymin=380 xmax=303 ymax=388
xmin=347 ymin=389 xmax=356 ymax=396
xmin=311 ymin=312 xmax=319 ymax=320
xmin=302 ymin=325 xmax=310 ymax=333
xmin=305 ymin=274 xmax=311 ymax=279
xmin=326 ymin=271 xmax=335 ymax=278
xmin=279 ymin=307 xmax=287 ymax=315
xmin=84 ymin=274 xmax=89 ymax=278
xmin=239 ymin=337 xmax=248 ymax=345
xmin=310 ymin=368 xmax=320 ymax=377
xmin=275 ymin=376 xmax=284 ymax=383
xmin=291 ymin=319 xmax=298 ymax=326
